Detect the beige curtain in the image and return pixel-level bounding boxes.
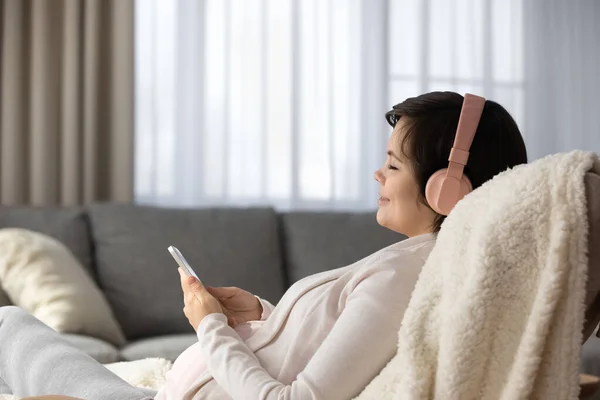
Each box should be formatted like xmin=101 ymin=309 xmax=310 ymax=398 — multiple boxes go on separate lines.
xmin=0 ymin=0 xmax=134 ymax=206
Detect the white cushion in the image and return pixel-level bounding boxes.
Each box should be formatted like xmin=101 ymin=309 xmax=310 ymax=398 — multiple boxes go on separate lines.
xmin=104 ymin=357 xmax=172 ymax=390
xmin=0 ymin=228 xmax=125 ymax=346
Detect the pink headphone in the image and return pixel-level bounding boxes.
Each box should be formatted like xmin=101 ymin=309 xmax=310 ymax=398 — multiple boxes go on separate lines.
xmin=425 ymin=93 xmax=486 ymax=216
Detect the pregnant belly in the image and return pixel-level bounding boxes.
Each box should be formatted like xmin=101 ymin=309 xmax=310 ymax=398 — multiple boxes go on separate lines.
xmin=155 ymin=320 xmax=265 ymax=400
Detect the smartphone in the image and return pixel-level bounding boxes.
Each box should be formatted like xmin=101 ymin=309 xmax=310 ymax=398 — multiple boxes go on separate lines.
xmin=168 ymin=245 xmax=201 ymax=283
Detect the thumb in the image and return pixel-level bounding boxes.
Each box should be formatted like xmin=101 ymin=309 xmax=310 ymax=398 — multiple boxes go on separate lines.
xmin=206 ymin=286 xmax=221 ymax=297
xmin=187 ymin=276 xmax=204 ymax=292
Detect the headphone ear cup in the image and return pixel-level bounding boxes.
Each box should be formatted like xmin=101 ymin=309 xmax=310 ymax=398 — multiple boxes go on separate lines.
xmin=460 ymin=174 xmax=473 ymax=195
xmin=425 ymin=169 xmax=473 ymax=215
xmin=425 ymin=169 xmax=449 ymax=214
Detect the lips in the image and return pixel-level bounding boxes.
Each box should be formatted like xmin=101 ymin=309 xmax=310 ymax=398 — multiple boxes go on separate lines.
xmin=378 ymin=194 xmax=390 ymax=205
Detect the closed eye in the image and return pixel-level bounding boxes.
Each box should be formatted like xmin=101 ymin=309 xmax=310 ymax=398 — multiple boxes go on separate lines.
xmin=388 ymin=165 xmax=398 ymax=170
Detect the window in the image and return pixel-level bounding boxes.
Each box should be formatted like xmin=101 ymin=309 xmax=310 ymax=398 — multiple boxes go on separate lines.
xmin=135 ymin=0 xmax=524 ymax=209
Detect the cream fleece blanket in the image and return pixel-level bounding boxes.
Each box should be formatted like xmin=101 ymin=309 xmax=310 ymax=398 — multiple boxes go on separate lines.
xmin=355 ymin=151 xmax=600 ymax=400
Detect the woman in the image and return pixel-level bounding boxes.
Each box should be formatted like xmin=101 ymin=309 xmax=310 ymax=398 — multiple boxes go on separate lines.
xmin=0 ymin=92 xmax=527 ymax=400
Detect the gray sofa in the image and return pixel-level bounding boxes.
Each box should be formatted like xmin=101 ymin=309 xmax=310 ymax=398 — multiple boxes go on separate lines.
xmin=1 ymin=202 xmax=599 ymax=377
xmin=0 ymin=203 xmax=402 ymax=364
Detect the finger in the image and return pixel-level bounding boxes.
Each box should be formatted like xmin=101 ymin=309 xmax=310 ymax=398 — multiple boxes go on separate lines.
xmin=205 ymin=286 xmax=219 ymax=295
xmin=227 ymin=316 xmax=243 ymax=328
xmin=227 ymin=316 xmax=236 ymax=327
xmin=206 ymin=286 xmax=229 ymax=298
xmin=206 ymin=286 xmax=237 ymax=299
xmin=219 ymin=306 xmax=234 ymax=319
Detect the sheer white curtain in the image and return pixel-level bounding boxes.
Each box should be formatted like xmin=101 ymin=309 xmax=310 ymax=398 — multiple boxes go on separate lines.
xmin=135 ymin=0 xmax=600 ymax=209
xmin=135 ymin=0 xmax=388 ymax=209
xmin=522 ymin=0 xmax=600 ymax=160
xmin=388 ymin=0 xmax=525 ymax=126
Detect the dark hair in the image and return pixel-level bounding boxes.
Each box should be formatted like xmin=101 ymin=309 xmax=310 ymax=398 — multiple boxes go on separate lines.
xmin=386 ymin=91 xmax=528 ymax=232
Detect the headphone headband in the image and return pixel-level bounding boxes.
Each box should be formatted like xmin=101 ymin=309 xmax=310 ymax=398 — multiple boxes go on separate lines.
xmin=450 ymin=94 xmax=486 ymax=164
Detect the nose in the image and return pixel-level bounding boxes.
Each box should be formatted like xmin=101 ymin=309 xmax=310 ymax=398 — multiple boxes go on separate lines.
xmin=374 ymin=169 xmax=384 ymax=183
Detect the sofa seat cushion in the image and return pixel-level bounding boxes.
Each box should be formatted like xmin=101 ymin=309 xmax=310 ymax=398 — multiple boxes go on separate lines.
xmin=62 ymin=333 xmax=120 ymax=364
xmin=88 ymin=204 xmax=285 ymax=340
xmin=120 ymin=334 xmax=198 ymax=362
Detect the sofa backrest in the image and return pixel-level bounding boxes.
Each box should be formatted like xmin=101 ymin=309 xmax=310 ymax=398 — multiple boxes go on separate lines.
xmin=279 ymin=212 xmax=404 ymax=284
xmin=0 ymin=204 xmax=404 ymax=341
xmin=87 ymin=203 xmax=286 ymax=340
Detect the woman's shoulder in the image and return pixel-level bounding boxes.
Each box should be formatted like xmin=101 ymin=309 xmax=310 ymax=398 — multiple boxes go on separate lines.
xmin=340 ymin=248 xmax=430 ymax=307
xmin=375 ymin=233 xmax=436 ymax=263
xmin=348 ymin=234 xmax=436 ymax=285
xmin=292 ymin=234 xmax=436 ymax=288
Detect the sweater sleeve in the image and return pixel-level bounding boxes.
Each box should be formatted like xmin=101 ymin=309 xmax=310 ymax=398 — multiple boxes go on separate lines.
xmin=196 ymin=264 xmax=417 ymax=400
xmin=255 ymin=296 xmax=276 ymax=321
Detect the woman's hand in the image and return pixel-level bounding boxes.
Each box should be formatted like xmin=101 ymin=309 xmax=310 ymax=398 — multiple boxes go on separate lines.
xmin=179 ymin=268 xmax=223 ymax=331
xmin=206 ymin=285 xmax=263 ymax=327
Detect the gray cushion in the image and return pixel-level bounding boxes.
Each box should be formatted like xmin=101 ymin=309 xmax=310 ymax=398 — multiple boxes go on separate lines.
xmin=281 ymin=212 xmax=405 ymax=283
xmin=87 ymin=203 xmax=285 ymax=340
xmin=61 ymin=333 xmax=120 ymax=364
xmin=0 ymin=207 xmax=94 ymax=278
xmin=120 ymin=334 xmax=198 ymax=362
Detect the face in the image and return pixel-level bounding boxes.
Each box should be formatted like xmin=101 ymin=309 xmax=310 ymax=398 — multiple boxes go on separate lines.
xmin=374 ymin=120 xmax=437 ymax=237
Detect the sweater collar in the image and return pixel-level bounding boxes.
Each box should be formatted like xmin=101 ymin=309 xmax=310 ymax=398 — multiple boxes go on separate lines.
xmin=393 ymin=232 xmax=437 ymax=250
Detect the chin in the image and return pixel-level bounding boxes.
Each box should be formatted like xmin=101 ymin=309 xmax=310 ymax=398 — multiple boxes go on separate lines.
xmin=376 ymin=209 xmax=406 ymax=235
xmin=376 ymin=209 xmax=391 ymax=229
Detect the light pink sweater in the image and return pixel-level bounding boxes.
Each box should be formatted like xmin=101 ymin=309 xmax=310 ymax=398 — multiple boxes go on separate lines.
xmin=155 ymin=233 xmax=436 ymax=399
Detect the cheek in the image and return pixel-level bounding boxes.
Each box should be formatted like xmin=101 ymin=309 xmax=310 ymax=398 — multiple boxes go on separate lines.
xmin=388 ymin=175 xmax=420 ymax=204
xmin=391 ymin=192 xmax=421 ymax=220
xmin=378 ymin=176 xmax=422 ymax=220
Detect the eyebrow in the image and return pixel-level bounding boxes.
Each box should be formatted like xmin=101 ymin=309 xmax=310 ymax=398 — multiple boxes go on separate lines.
xmin=387 ymin=150 xmax=403 ymax=162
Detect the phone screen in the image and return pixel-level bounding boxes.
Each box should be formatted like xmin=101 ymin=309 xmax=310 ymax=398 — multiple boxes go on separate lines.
xmin=168 ymin=246 xmax=201 ymax=283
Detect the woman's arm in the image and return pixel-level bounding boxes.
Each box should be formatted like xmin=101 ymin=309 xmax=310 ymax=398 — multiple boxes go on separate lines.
xmin=197 ymin=263 xmax=420 ymax=400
